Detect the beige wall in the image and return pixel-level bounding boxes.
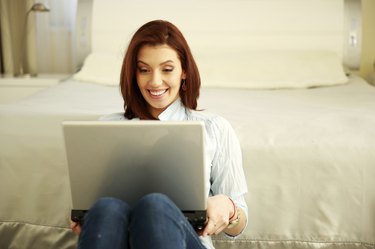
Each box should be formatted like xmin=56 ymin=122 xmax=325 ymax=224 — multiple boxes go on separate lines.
xmin=359 ymin=0 xmax=375 ymax=81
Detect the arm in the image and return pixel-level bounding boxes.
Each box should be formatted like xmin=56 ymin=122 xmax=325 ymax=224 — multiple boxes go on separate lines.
xmin=202 ymin=116 xmax=248 ymax=237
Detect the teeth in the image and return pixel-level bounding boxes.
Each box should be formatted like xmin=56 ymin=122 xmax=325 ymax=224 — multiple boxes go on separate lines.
xmin=149 ymin=89 xmax=167 ymax=96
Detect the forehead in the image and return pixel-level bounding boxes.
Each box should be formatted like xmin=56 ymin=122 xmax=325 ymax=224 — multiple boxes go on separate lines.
xmin=137 ymin=44 xmax=180 ymax=63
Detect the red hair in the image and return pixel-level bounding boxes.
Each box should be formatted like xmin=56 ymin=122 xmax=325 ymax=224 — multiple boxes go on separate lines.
xmin=120 ymin=20 xmax=201 ymax=120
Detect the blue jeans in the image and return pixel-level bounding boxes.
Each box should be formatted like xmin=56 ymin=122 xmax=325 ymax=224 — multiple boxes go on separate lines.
xmin=77 ymin=193 xmax=206 ymax=249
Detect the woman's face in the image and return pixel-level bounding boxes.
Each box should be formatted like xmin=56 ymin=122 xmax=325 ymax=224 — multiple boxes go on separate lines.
xmin=136 ymin=44 xmax=186 ymax=118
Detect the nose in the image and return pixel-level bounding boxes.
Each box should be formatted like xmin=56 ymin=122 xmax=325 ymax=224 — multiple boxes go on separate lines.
xmin=149 ymin=71 xmax=163 ymax=87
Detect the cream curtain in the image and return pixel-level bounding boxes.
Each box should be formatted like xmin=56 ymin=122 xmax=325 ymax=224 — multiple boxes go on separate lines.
xmin=0 ymin=0 xmax=77 ymax=75
xmin=35 ymin=0 xmax=77 ymax=74
xmin=0 ymin=0 xmax=37 ymax=75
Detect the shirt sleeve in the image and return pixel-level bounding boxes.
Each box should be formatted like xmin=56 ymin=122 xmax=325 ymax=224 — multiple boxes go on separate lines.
xmin=209 ymin=116 xmax=249 ymax=234
xmin=98 ymin=112 xmax=126 ymax=121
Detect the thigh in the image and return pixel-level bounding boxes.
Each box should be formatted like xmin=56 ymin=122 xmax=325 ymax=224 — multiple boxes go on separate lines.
xmin=78 ymin=197 xmax=131 ymax=249
xmin=129 ymin=193 xmax=206 ymax=249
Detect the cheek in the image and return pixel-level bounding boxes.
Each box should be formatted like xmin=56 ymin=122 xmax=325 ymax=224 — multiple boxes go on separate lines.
xmin=171 ymin=75 xmax=182 ymax=87
xmin=136 ymin=75 xmax=146 ymax=88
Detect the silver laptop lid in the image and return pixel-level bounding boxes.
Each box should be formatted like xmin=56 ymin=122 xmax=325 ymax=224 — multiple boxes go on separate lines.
xmin=63 ymin=120 xmax=207 ymax=211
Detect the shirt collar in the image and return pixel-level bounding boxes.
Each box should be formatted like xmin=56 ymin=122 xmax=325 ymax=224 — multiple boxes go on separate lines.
xmin=158 ymin=98 xmax=187 ymax=121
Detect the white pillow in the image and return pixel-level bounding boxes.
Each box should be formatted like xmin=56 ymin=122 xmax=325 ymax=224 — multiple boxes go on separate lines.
xmin=196 ymin=50 xmax=348 ymax=89
xmin=74 ymin=50 xmax=348 ymax=89
xmin=73 ymin=53 xmax=123 ymax=86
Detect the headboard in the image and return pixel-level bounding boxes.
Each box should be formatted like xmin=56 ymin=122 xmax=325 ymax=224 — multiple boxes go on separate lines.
xmin=90 ymin=0 xmax=345 ymax=57
xmin=74 ymin=0 xmax=360 ymax=88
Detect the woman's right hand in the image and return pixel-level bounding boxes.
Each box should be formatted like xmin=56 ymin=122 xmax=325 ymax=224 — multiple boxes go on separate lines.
xmin=70 ymin=219 xmax=82 ymax=235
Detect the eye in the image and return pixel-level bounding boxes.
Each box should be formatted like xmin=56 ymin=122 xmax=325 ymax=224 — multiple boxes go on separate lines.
xmin=138 ymin=67 xmax=149 ymax=73
xmin=163 ymin=66 xmax=174 ymax=73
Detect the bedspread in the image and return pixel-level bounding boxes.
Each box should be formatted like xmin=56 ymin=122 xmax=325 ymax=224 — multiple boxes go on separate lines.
xmin=0 ymin=75 xmax=374 ymax=249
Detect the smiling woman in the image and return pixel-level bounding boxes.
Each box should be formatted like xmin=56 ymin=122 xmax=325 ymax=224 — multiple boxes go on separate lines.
xmin=1 ymin=1 xmax=375 ymax=249
xmin=71 ymin=19 xmax=248 ymax=249
xmin=120 ymin=20 xmax=201 ymax=120
xmin=136 ymin=44 xmax=186 ymax=118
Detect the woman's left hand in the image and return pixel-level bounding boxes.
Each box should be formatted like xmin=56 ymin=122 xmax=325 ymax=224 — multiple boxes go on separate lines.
xmin=200 ymin=194 xmax=234 ymax=237
xmin=70 ymin=219 xmax=82 ymax=235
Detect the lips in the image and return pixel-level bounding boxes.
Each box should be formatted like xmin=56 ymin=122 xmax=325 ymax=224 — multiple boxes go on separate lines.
xmin=149 ymin=89 xmax=167 ymax=97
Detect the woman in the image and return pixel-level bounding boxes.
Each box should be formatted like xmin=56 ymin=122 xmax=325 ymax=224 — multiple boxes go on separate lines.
xmin=71 ymin=20 xmax=248 ymax=249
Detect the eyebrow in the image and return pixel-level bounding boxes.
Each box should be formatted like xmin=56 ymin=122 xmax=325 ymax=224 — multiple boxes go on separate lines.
xmin=137 ymin=60 xmax=175 ymax=66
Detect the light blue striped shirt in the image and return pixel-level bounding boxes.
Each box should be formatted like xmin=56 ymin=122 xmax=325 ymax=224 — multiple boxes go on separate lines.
xmin=100 ymin=99 xmax=248 ymax=248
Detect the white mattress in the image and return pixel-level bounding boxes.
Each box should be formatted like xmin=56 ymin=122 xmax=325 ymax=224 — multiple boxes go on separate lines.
xmin=0 ymin=75 xmax=374 ymax=248
xmin=199 ymin=76 xmax=375 ymax=247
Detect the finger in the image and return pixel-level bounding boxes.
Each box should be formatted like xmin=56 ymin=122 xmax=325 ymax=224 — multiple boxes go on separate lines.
xmin=72 ymin=225 xmax=82 ymax=235
xmin=69 ymin=220 xmax=82 ymax=235
xmin=201 ymin=218 xmax=218 ymax=236
xmin=70 ymin=221 xmax=78 ymax=229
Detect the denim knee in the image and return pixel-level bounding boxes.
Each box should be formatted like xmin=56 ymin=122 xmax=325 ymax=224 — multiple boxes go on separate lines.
xmin=136 ymin=193 xmax=175 ymax=211
xmin=132 ymin=193 xmax=180 ymax=218
xmin=79 ymin=198 xmax=130 ymax=249
xmin=90 ymin=197 xmax=130 ymax=218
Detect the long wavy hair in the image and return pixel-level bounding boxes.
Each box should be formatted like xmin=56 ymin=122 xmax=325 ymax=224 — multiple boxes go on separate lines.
xmin=120 ymin=20 xmax=201 ymax=120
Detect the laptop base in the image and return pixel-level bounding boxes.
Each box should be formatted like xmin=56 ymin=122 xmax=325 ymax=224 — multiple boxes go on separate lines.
xmin=71 ymin=209 xmax=207 ymax=231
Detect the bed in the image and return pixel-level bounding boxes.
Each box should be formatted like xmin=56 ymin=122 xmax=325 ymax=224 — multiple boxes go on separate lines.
xmin=1 ymin=0 xmax=375 ymax=248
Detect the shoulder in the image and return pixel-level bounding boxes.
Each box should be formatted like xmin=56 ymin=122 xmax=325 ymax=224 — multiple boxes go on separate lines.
xmin=187 ymin=110 xmax=234 ymax=135
xmin=98 ymin=112 xmax=127 ymax=121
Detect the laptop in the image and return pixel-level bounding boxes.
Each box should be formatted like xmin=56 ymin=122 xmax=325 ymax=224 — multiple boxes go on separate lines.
xmin=62 ymin=120 xmax=207 ymax=230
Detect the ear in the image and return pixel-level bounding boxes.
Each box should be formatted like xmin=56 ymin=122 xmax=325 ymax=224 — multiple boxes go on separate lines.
xmin=181 ymin=71 xmax=186 ymax=80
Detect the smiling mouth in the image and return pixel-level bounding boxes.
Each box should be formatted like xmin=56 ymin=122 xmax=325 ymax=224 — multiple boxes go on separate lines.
xmin=149 ymin=89 xmax=167 ymax=97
